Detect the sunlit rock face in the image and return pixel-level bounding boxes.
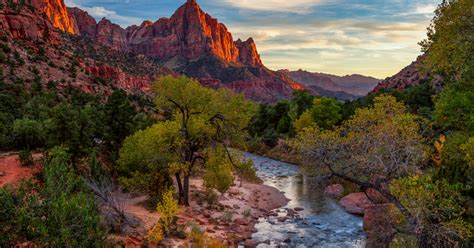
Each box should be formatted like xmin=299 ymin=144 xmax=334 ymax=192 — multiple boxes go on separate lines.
xmin=33 ymin=0 xmax=79 ymax=34
xmin=68 ymin=0 xmax=262 ymax=67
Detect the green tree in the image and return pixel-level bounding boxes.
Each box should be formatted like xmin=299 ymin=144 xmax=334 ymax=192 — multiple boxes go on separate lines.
xmin=419 ymin=0 xmax=473 ymax=82
xmin=120 ymin=76 xmax=256 ymax=205
xmin=12 ymin=118 xmax=45 ymax=149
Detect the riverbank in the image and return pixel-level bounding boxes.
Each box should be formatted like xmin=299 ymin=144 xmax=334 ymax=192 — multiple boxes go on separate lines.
xmin=119 ymin=177 xmax=289 ymax=247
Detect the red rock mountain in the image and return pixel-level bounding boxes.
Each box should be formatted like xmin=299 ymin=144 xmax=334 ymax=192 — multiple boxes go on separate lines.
xmin=66 ymin=0 xmax=303 ymax=102
xmin=1 ymin=0 xmax=305 ymax=102
xmin=69 ymin=0 xmax=261 ymax=66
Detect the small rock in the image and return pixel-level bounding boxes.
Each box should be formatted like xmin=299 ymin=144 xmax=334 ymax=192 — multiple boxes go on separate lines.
xmin=283 ymin=238 xmax=291 ymax=243
xmin=286 ymin=208 xmax=295 ymax=217
xmin=262 ymin=239 xmax=271 ymax=245
xmin=233 ymin=204 xmax=241 ymax=209
xmin=0 ymin=171 xmax=5 ymax=176
xmin=294 ymin=207 xmax=304 ymax=211
xmin=277 ymin=216 xmax=287 ymax=222
xmin=234 ymin=218 xmax=249 ymax=226
xmin=244 ymin=239 xmax=257 ymax=248
xmin=203 ymin=212 xmax=211 ymax=218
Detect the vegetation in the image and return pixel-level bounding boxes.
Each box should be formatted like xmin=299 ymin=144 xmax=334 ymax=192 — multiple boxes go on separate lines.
xmin=0 ymin=147 xmax=105 ymax=247
xmin=156 ymin=188 xmax=179 ymax=237
xmin=119 ymin=75 xmax=256 ymax=205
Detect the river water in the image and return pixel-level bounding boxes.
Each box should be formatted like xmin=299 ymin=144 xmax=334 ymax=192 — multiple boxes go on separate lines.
xmin=244 ymin=153 xmax=366 ymax=248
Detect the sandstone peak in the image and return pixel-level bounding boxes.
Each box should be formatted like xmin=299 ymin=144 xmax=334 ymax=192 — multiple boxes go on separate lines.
xmin=35 ymin=0 xmax=79 ymax=34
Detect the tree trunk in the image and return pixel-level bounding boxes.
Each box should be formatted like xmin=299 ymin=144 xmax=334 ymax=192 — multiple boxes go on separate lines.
xmin=175 ymin=173 xmax=184 ymax=205
xmin=183 ymin=175 xmax=190 ymax=206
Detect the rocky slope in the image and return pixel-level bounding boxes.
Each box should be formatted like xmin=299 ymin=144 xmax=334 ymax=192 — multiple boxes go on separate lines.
xmin=373 ymin=55 xmax=441 ymax=92
xmin=0 ymin=0 xmax=172 ymax=98
xmin=279 ymin=69 xmax=379 ymax=100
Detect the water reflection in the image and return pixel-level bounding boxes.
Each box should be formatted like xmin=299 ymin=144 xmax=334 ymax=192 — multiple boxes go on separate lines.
xmin=244 ymin=153 xmax=366 ymax=248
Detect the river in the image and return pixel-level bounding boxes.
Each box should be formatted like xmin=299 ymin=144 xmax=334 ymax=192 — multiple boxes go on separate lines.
xmin=244 ymin=152 xmax=366 ymax=248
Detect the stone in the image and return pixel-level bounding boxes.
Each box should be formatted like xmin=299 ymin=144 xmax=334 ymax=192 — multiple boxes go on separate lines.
xmin=323 ymin=184 xmax=345 ymax=199
xmin=234 ymin=218 xmax=249 ymax=226
xmin=0 ymin=171 xmax=5 ymax=176
xmin=286 ymin=208 xmax=295 ymax=217
xmin=294 ymin=207 xmax=304 ymax=211
xmin=244 ymin=239 xmax=257 ymax=248
xmin=277 ymin=216 xmax=287 ymax=222
xmin=233 ymin=204 xmax=241 ymax=209
xmin=339 ymin=192 xmax=372 ymax=215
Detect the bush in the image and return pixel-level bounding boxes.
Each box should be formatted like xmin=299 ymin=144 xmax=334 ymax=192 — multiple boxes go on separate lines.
xmin=19 ymin=149 xmax=32 ymax=166
xmin=156 ymin=188 xmax=179 ymax=237
xmin=146 ymin=223 xmax=163 ymax=244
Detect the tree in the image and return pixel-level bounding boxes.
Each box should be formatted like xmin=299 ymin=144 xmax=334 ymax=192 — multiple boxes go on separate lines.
xmin=293 ymin=97 xmax=342 ymax=131
xmin=12 ymin=118 xmax=45 ymax=150
xmin=419 ymin=0 xmax=473 ymax=83
xmin=292 ymin=95 xmax=429 ymax=239
xmin=120 ymin=76 xmax=256 ymax=205
xmin=103 ymin=90 xmax=137 ymax=157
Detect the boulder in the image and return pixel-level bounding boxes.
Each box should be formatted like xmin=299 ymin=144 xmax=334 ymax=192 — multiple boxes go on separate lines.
xmin=324 ymin=184 xmax=345 ymax=199
xmin=339 ymin=192 xmax=372 ymax=215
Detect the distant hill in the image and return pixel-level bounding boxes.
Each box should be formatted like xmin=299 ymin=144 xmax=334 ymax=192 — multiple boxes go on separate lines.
xmin=279 ymin=69 xmax=380 ymax=100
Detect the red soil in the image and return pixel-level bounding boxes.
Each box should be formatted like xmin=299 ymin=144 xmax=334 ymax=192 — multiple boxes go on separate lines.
xmin=0 ymin=153 xmax=43 ymax=188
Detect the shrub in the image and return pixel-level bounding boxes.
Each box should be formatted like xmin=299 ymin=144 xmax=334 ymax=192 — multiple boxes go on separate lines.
xmin=146 ymin=223 xmax=163 ymax=244
xmin=156 ymin=188 xmax=179 ymax=237
xmin=18 ymin=149 xmax=32 ymax=166
xmin=220 ymin=211 xmax=233 ymax=224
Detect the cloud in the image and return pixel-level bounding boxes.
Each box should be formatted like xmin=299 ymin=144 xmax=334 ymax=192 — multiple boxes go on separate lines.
xmin=65 ymin=0 xmax=142 ymax=27
xmin=213 ymin=0 xmax=330 ymax=13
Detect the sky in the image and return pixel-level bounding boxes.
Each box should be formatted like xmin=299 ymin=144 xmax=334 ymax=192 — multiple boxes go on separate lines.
xmin=65 ymin=0 xmax=441 ymax=79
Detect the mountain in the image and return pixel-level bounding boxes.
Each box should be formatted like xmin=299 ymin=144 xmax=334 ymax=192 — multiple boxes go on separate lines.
xmin=0 ymin=0 xmax=171 ymax=96
xmin=279 ymin=69 xmax=380 ymax=100
xmin=5 ymin=0 xmax=391 ymax=103
xmin=373 ymin=55 xmax=442 ymax=92
xmin=67 ymin=0 xmax=305 ymax=102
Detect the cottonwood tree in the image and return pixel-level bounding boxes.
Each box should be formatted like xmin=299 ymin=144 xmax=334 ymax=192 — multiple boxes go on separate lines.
xmin=292 ymin=95 xmax=429 ymax=234
xmin=119 ymin=76 xmax=256 ymax=205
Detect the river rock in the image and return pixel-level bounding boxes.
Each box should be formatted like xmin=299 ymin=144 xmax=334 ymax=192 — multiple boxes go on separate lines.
xmin=324 ymin=184 xmax=345 ymax=199
xmin=339 ymin=192 xmax=372 ymax=215
xmin=244 ymin=239 xmax=257 ymax=248
xmin=287 ymin=208 xmax=295 ymax=217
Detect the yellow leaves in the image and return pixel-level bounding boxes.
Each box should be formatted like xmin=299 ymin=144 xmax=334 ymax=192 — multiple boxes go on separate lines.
xmin=432 ymin=134 xmax=446 ymax=167
xmin=146 ymin=223 xmax=163 ymax=244
xmin=157 ymin=188 xmax=179 ymax=236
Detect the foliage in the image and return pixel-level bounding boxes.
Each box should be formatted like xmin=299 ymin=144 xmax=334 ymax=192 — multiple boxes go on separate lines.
xmin=0 ymin=147 xmax=105 ymax=247
xmin=118 ymin=121 xmax=176 ymax=195
xmin=203 ymin=148 xmax=234 ymax=194
xmin=18 ymin=149 xmax=33 ymax=166
xmin=434 ymin=86 xmax=474 ymax=132
xmin=293 ymin=95 xmax=428 ymax=180
xmin=156 ymin=188 xmax=179 ymax=237
xmin=186 ymin=229 xmax=226 ymax=248
xmin=12 ymin=118 xmax=45 ymax=149
xmin=120 ymin=75 xmax=255 ymax=205
xmin=146 ymin=223 xmax=163 ymax=244
xmin=248 ymin=90 xmax=315 ymax=141
xmin=391 ymin=174 xmax=473 ymax=247
xmin=419 ymin=0 xmax=473 ymax=82
xmin=436 ymin=132 xmax=472 ymax=184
